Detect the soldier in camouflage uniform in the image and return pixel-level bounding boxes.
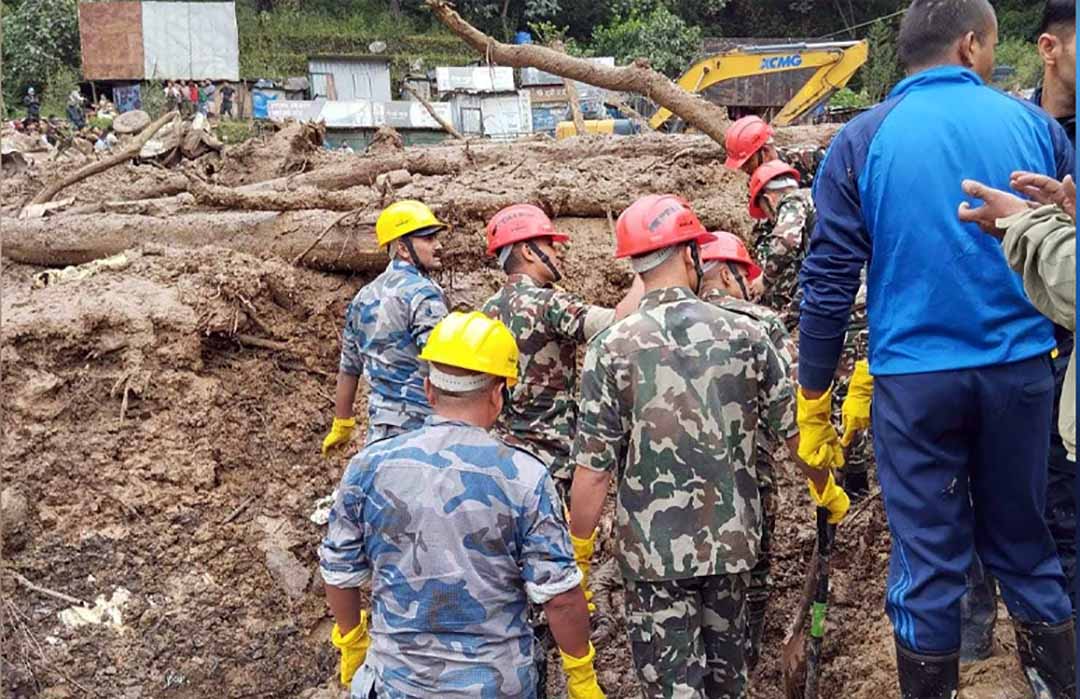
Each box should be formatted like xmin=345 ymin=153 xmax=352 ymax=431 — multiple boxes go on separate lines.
xmin=749 ymin=160 xmax=815 ymax=332
xmin=322 ymin=201 xmax=450 ymax=453
xmin=568 ymin=195 xmax=849 ymax=699
xmin=481 ymin=204 xmax=641 ymax=499
xmin=320 ymin=312 xmax=605 ymax=699
xmin=724 ymin=114 xmax=826 ymax=186
xmin=697 ymin=231 xmax=793 ymax=672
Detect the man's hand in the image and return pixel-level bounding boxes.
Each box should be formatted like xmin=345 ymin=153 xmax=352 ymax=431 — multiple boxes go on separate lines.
xmin=322 ymin=417 xmax=356 ymax=456
xmin=840 ymin=360 xmax=873 ymax=446
xmin=1010 ymin=172 xmax=1076 ymax=221
xmin=570 ymin=530 xmax=598 ymax=613
xmin=796 ymin=388 xmax=845 ymax=469
xmin=331 ymin=612 xmax=371 ymax=687
xmin=958 ymin=179 xmax=1033 ymax=238
xmin=808 ymin=471 xmax=850 ymax=525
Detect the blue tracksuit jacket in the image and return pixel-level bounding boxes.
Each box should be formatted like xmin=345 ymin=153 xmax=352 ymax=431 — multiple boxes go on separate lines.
xmin=798 ymin=66 xmax=1074 ymax=390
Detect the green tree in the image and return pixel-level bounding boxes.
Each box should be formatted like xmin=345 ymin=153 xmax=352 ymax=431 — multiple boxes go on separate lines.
xmin=592 ymin=3 xmax=703 ymax=77
xmin=862 ymin=18 xmax=902 ymax=101
xmin=2 ymin=0 xmax=80 ymax=117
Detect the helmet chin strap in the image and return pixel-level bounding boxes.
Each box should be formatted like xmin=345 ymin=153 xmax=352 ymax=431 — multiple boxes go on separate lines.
xmin=726 ymin=262 xmax=750 ymax=300
xmin=402 ymin=234 xmax=427 ymax=276
xmin=526 ymin=240 xmax=562 ymax=284
xmin=689 ymin=241 xmax=704 ymax=296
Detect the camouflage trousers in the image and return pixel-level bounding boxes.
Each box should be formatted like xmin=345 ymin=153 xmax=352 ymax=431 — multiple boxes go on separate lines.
xmin=831 ymin=313 xmax=873 ymax=476
xmin=624 ymin=572 xmax=750 ymax=699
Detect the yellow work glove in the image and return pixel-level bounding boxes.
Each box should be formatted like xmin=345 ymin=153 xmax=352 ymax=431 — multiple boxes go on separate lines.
xmin=840 ymin=360 xmax=873 ymax=447
xmin=330 ymin=613 xmax=370 ymax=687
xmin=322 ymin=417 xmax=356 ymax=456
xmin=561 ymin=642 xmax=606 ymax=699
xmin=797 ymin=388 xmax=845 ymax=469
xmin=571 ymin=530 xmax=597 ymax=613
xmin=808 ymin=472 xmax=850 ymax=525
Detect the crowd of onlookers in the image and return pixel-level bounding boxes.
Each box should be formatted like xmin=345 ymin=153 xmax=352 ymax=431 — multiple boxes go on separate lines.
xmin=163 ymin=80 xmax=237 ymax=119
xmin=10 ymin=79 xmax=239 ymax=157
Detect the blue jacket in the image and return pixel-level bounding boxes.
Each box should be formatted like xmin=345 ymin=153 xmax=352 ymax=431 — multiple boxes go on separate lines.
xmin=798 ymin=66 xmax=1074 ymax=390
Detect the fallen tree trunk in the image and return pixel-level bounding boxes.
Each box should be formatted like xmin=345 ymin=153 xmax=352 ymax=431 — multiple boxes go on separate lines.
xmin=426 ymin=0 xmax=730 ymax=146
xmin=2 ymin=210 xmax=386 ymax=273
xmin=189 ymin=180 xmax=376 ymax=212
xmin=27 ymin=111 xmax=179 ymax=208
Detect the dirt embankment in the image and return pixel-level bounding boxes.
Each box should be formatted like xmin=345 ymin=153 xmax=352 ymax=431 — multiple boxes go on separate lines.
xmin=1 ymin=123 xmax=1031 ymax=699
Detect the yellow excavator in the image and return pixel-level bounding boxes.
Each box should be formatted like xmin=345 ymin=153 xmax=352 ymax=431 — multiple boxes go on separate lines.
xmin=650 ymin=40 xmax=869 ymax=129
xmin=555 ymin=40 xmax=868 ymax=138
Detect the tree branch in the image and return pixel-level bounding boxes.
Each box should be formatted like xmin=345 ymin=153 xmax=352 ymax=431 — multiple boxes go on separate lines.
xmin=425 ymin=0 xmax=730 ymax=146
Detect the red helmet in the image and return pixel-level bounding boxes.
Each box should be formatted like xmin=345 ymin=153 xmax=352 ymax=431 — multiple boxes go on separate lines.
xmin=724 ymin=116 xmax=774 ymax=170
xmin=700 ymin=231 xmax=762 ymax=281
xmin=615 ymin=194 xmax=711 ymax=259
xmin=748 ymin=160 xmax=800 ymax=220
xmin=485 ymin=204 xmax=569 ymax=257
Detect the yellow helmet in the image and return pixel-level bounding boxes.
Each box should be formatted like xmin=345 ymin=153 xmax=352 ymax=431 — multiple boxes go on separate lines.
xmin=375 ymin=200 xmax=448 ymax=247
xmin=419 ymin=311 xmax=519 ymax=387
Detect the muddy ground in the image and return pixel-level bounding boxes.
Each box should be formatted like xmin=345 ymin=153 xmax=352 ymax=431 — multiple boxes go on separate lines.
xmin=1 ymin=124 xmax=1031 ymax=699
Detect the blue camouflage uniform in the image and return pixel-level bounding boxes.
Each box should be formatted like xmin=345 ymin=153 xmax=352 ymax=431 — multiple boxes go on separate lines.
xmin=319 ymin=416 xmax=582 ymax=699
xmin=339 ymin=259 xmax=449 ymax=443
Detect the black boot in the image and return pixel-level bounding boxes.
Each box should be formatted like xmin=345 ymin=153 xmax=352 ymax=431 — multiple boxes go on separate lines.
xmin=842 ymin=469 xmax=870 ymax=504
xmin=895 ymin=641 xmax=959 ymax=699
xmin=745 ymin=596 xmax=767 ymax=671
xmin=1013 ymin=619 xmax=1076 ymax=699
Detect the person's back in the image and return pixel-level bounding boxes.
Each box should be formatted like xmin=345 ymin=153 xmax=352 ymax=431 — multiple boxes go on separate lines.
xmin=806 ymin=66 xmax=1071 ymax=376
xmin=797 ymin=2 xmax=1077 ymax=695
xmin=483 ymin=276 xmax=605 ymax=477
xmin=341 ymin=259 xmax=446 ymax=432
xmin=584 ymin=287 xmax=785 ymax=580
xmin=323 ymin=419 xmax=561 ymax=697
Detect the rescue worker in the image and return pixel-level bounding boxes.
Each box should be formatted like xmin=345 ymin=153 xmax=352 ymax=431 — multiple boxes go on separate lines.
xmin=797 ymin=1 xmax=1075 ymax=695
xmin=320 ymin=311 xmax=605 ymax=699
xmin=567 ymin=194 xmax=847 ymax=699
xmin=696 ymin=231 xmax=792 ymax=671
xmin=1031 ymin=0 xmax=1076 ymax=608
xmin=723 ymin=114 xmax=826 ymax=186
xmin=481 ymin=204 xmax=641 ymax=500
xmin=748 ymin=159 xmax=812 ymax=332
xmin=322 ymin=200 xmax=449 ymax=454
xmin=750 ymin=159 xmax=875 ymax=501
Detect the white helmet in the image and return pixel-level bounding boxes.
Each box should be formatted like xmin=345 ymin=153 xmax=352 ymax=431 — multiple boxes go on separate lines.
xmin=27 ymin=87 xmax=35 ymax=95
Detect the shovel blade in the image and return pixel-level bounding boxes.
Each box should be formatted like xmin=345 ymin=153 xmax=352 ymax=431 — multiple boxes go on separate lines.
xmin=782 ymin=630 xmax=808 ymax=699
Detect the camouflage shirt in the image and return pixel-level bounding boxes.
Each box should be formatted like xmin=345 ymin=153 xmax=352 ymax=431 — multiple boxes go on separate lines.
xmin=572 ymin=287 xmax=798 ymax=582
xmin=778 ymin=144 xmax=827 ymax=187
xmin=319 ymin=416 xmax=581 ymax=699
xmin=702 ymin=288 xmax=794 ymax=379
xmin=481 ymin=274 xmax=614 ymax=480
xmin=339 ymin=259 xmax=449 ymax=431
xmin=754 ymin=188 xmax=815 ymax=331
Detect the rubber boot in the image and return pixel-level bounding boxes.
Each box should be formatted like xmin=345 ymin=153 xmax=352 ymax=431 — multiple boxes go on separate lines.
xmin=843 ymin=469 xmax=870 ymax=504
xmin=1013 ymin=619 xmax=1076 ymax=699
xmin=745 ymin=596 xmax=767 ymax=671
xmin=959 ymin=558 xmax=997 ymax=662
xmin=895 ymin=642 xmax=959 ymax=699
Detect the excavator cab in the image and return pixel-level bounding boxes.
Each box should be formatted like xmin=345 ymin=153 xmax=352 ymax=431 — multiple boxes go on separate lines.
xmin=649 ymin=40 xmax=869 ymax=130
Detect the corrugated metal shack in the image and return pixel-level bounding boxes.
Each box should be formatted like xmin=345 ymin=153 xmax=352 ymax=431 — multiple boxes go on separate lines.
xmin=308 ymin=55 xmax=393 ymax=102
xmin=435 ymin=66 xmax=532 ymax=140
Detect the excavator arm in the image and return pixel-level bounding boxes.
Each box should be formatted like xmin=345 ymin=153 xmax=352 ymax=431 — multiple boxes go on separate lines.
xmin=649 ymin=40 xmax=869 ymax=129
